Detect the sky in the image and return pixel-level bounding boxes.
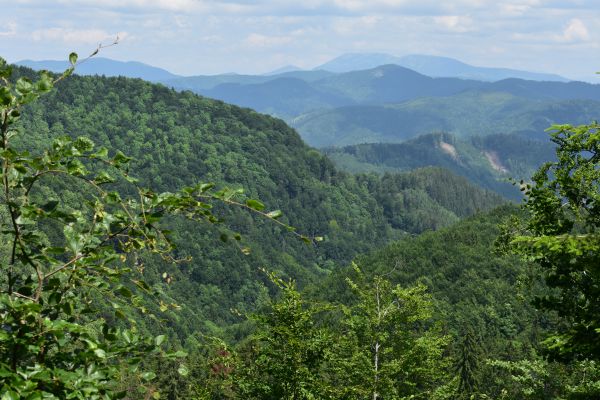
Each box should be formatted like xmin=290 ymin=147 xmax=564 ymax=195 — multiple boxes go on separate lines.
xmin=1 ymin=0 xmax=600 ymax=80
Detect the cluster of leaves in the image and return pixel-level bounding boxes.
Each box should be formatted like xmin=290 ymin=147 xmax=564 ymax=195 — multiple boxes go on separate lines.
xmin=510 ymin=123 xmax=600 ymax=360
xmin=192 ymin=268 xmax=451 ymax=400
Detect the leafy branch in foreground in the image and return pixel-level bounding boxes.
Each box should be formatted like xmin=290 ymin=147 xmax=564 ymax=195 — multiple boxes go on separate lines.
xmin=509 ymin=122 xmax=600 ymax=360
xmin=0 ymin=54 xmax=297 ymax=399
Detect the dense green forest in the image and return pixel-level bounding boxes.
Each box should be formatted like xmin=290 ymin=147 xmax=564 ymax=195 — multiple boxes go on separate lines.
xmin=2 ymin=58 xmax=600 ymax=399
xmin=325 ymin=132 xmax=556 ymax=199
xmin=5 ymin=65 xmax=502 ymax=339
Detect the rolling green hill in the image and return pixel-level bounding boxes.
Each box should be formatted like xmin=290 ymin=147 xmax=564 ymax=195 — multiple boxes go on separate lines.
xmin=167 ymin=66 xmax=600 ymax=150
xmin=200 ymin=77 xmax=350 ymax=119
xmin=11 ymin=67 xmax=504 ymax=341
xmin=165 ymin=69 xmax=335 ymax=92
xmin=294 ymin=91 xmax=600 ymax=147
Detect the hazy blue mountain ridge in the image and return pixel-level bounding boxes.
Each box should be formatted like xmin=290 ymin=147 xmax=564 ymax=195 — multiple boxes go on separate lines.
xmin=19 ymin=56 xmax=600 ymax=151
xmin=16 ymin=57 xmax=180 ymax=82
xmin=316 ymin=52 xmax=569 ymax=82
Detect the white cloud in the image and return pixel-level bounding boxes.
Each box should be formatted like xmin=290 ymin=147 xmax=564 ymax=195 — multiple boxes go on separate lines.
xmin=561 ymin=18 xmax=590 ymax=42
xmin=512 ymin=17 xmax=592 ymax=44
xmin=0 ymin=21 xmax=17 ymax=37
xmin=498 ymin=3 xmax=532 ymax=16
xmin=2 ymin=0 xmax=600 ymax=78
xmin=56 ymin=0 xmax=202 ymax=12
xmin=433 ymin=15 xmax=474 ymax=32
xmin=244 ymin=33 xmax=292 ymax=47
xmin=332 ymin=16 xmax=381 ymax=35
xmin=31 ymin=28 xmax=126 ymax=44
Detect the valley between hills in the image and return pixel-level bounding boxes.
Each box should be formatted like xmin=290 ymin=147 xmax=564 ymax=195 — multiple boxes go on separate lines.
xmin=2 ymin=52 xmax=600 ymax=398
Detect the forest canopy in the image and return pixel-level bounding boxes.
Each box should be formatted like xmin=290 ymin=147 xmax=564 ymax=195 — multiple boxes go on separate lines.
xmin=1 ymin=53 xmax=600 ymax=399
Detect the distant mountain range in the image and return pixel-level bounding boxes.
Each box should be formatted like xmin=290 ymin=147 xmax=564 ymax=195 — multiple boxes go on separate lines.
xmin=187 ymin=64 xmax=600 ymax=122
xmin=17 ymin=52 xmax=570 ymax=86
xmin=16 ymin=57 xmax=181 ymax=82
xmin=315 ymin=53 xmax=569 ymax=82
xmin=17 ymin=54 xmax=599 ymax=151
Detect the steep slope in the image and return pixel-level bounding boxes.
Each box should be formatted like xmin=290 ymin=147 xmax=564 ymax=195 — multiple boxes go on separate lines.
xmin=12 ymin=67 xmax=504 ymax=342
xmin=355 ymin=168 xmax=506 ymax=231
xmin=325 ymin=132 xmax=556 ymax=199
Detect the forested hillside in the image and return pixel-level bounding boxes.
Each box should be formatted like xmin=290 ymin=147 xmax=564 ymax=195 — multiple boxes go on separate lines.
xmin=294 ymin=91 xmax=600 ymax=147
xmin=162 ymin=64 xmax=600 ymax=150
xmin=307 ymin=206 xmax=588 ymax=399
xmin=4 ymin=59 xmax=600 ymax=399
xmin=9 ymin=66 xmax=503 ymax=341
xmin=325 ymin=132 xmax=556 ymax=199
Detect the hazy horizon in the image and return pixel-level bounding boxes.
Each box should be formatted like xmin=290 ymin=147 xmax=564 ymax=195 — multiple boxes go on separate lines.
xmin=2 ymin=1 xmax=599 ymax=81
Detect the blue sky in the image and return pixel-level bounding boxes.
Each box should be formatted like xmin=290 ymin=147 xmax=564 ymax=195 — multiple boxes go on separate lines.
xmin=1 ymin=0 xmax=599 ymax=80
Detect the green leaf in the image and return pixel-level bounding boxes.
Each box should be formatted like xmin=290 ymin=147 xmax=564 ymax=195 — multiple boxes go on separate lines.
xmin=63 ymin=224 xmax=83 ymax=255
xmin=41 ymin=200 xmax=59 ymax=212
xmin=165 ymin=350 xmax=188 ymax=359
xmin=62 ymin=67 xmax=75 ymax=78
xmin=112 ymin=151 xmax=132 ymax=166
xmin=0 ymin=87 xmax=14 ymax=106
xmin=133 ymin=280 xmax=151 ymax=292
xmin=246 ymin=199 xmax=265 ymax=211
xmin=92 ymin=147 xmax=109 ymax=158
xmin=16 ymin=77 xmax=33 ymax=94
xmin=177 ymin=364 xmax=189 ymax=377
xmin=74 ymin=136 xmax=94 ymax=152
xmin=94 ymin=171 xmax=115 ymax=184
xmin=94 ymin=348 xmax=107 ymax=359
xmin=266 ymin=210 xmax=283 ymax=219
xmin=141 ymin=371 xmax=157 ymax=381
xmin=69 ymin=52 xmax=78 ymax=65
xmin=117 ymin=286 xmax=133 ymax=298
xmin=36 ymin=73 xmax=53 ymax=92
xmin=1 ymin=390 xmax=19 ymax=400
xmin=155 ymin=335 xmax=166 ymax=347
xmin=199 ymin=183 xmax=215 ymax=192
